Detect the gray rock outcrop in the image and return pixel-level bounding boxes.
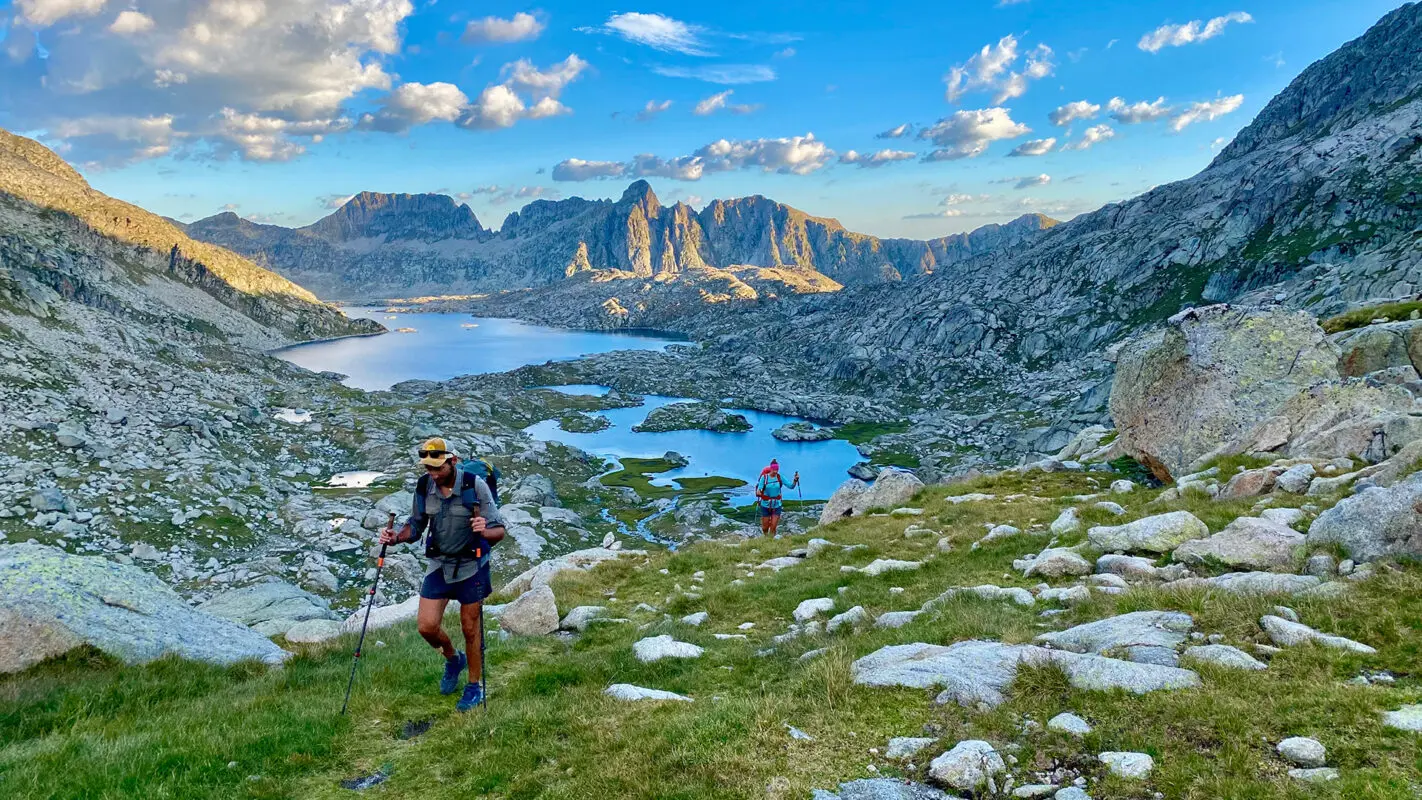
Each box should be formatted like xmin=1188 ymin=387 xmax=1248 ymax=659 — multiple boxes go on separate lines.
xmin=1087 ymin=511 xmax=1208 ymax=553
xmin=1306 ymin=473 xmax=1422 ymax=561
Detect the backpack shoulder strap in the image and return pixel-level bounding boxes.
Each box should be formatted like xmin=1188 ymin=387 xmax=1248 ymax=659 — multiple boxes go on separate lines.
xmin=458 ymin=469 xmax=481 ymax=514
xmin=415 ymin=473 xmax=430 ymax=497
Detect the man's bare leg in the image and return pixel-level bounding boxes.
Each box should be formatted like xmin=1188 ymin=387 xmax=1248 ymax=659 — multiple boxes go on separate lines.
xmin=460 ymin=601 xmax=484 ymax=683
xmin=416 ymin=597 xmax=456 ymax=658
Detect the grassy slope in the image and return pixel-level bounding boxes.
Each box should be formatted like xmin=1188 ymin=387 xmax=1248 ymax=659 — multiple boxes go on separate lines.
xmin=2 ymin=470 xmax=1420 ymax=799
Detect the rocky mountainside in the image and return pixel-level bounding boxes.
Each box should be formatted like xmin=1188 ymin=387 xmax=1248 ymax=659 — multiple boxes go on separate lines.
xmin=184 ymin=180 xmax=1057 ymax=299
xmin=0 ymin=129 xmax=378 ymax=343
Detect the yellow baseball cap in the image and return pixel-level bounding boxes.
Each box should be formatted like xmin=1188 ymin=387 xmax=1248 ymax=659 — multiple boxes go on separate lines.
xmin=418 ymin=437 xmax=454 ymax=467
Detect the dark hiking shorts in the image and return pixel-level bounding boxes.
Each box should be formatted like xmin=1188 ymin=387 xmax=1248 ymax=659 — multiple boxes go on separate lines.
xmin=420 ymin=566 xmax=492 ymax=605
xmin=759 ymin=505 xmax=782 ymax=520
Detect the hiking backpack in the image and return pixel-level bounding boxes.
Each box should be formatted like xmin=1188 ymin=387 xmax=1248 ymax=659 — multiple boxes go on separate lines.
xmin=462 ymin=457 xmax=501 ymax=504
xmin=756 ymin=473 xmax=783 ymax=504
xmin=413 ymin=462 xmax=497 ymax=565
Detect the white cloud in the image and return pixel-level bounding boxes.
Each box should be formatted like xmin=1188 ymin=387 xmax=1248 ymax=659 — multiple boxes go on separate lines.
xmin=1139 ymin=12 xmax=1253 ymax=53
xmin=838 ymin=149 xmax=916 ymax=168
xmin=1008 ymin=137 xmax=1056 ymax=157
xmin=8 ymin=0 xmax=417 ymax=163
xmin=50 ymin=114 xmax=179 ymax=160
xmin=918 ymin=107 xmax=1030 ymax=160
xmin=652 ymin=64 xmax=775 ymax=84
xmin=692 ymin=89 xmax=759 ymax=116
xmin=1107 ymin=96 xmax=1174 ymax=124
xmin=551 ymin=158 xmax=626 ymax=181
xmin=941 ymin=193 xmax=984 ymax=206
xmin=462 ymin=12 xmax=545 ymax=44
xmin=1013 ymin=173 xmax=1051 ymax=189
xmin=636 ymin=99 xmax=673 ymax=121
xmin=944 ymin=35 xmax=1053 ymax=104
xmin=583 ymin=12 xmax=710 ymax=56
xmin=876 ymin=123 xmax=911 ymax=139
xmin=211 ymin=108 xmax=350 ymax=161
xmin=1049 ymin=100 xmax=1100 ymax=127
xmin=1062 ymin=124 xmax=1115 ymax=151
xmin=358 ymin=82 xmax=469 ymax=133
xmin=1169 ymin=95 xmax=1244 ymax=131
xmin=457 ymin=84 xmax=570 ymax=130
xmin=773 ymin=47 xmax=796 ymax=58
xmin=501 ymin=54 xmax=588 ymax=98
xmin=904 ymin=209 xmax=966 ymax=219
xmin=320 ymin=193 xmax=356 ymax=209
xmin=553 ymin=133 xmax=835 ymax=182
xmin=488 ymin=185 xmax=560 ymax=205
xmin=14 ymin=0 xmax=107 ymax=27
xmin=109 ymin=10 xmax=154 ymax=34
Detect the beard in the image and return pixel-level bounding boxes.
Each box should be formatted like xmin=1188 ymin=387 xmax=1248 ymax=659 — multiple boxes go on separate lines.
xmin=435 ymin=462 xmax=457 ymax=488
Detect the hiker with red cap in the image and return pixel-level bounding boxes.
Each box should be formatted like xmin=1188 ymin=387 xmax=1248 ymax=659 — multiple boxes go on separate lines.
xmin=754 ymin=459 xmax=799 ymax=537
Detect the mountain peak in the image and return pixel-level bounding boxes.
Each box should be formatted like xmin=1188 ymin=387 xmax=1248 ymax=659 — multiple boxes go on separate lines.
xmin=305 ymin=191 xmax=488 ymax=243
xmin=620 ymin=180 xmax=657 ymax=204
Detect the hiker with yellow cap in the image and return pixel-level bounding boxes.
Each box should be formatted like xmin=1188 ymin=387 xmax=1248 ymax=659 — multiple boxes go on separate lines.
xmin=380 ymin=438 xmax=505 ymax=711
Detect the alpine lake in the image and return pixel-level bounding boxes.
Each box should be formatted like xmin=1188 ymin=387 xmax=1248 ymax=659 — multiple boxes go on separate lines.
xmin=276 ymin=309 xmax=866 ymax=532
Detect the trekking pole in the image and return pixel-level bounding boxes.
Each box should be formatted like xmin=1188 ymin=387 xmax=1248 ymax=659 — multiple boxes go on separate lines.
xmin=341 ymin=512 xmax=394 ymax=716
xmin=479 ymin=602 xmax=489 ymax=712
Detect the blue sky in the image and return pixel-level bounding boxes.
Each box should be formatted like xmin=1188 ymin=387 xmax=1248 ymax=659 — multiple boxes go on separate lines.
xmin=0 ymin=0 xmax=1406 ymax=238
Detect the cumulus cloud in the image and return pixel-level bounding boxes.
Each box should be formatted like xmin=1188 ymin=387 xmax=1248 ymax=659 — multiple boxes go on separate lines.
xmin=7 ymin=0 xmax=417 ymax=163
xmin=1139 ymin=12 xmax=1252 ymax=53
xmin=358 ymin=82 xmax=469 ymax=133
xmin=457 ymin=84 xmax=569 ymax=130
xmin=876 ymin=123 xmax=911 ymax=139
xmin=1048 ymin=100 xmax=1100 ymax=127
xmin=1107 ymin=96 xmax=1174 ymax=124
xmin=553 ymin=133 xmax=834 ymax=182
xmin=1169 ymin=95 xmax=1244 ymax=131
xmin=50 ymin=114 xmax=179 ymax=160
xmin=838 ymin=149 xmax=916 ymax=168
xmin=944 ymin=35 xmax=1053 ymax=104
xmin=14 ymin=0 xmax=107 ymax=27
xmin=1062 ymin=124 xmax=1115 ymax=151
xmin=501 ymin=54 xmax=588 ymax=98
xmin=462 ymin=12 xmax=545 ymax=44
xmin=692 ymin=89 xmax=759 ymax=116
xmin=904 ymin=209 xmax=966 ymax=219
xmin=918 ymin=107 xmax=1030 ymax=160
xmin=1008 ymin=137 xmax=1056 ymax=157
xmin=941 ymin=193 xmax=986 ymax=206
xmin=551 ymin=159 xmax=626 ymax=181
xmin=320 ymin=193 xmax=357 ymax=209
xmin=652 ymin=64 xmax=776 ymax=84
xmin=636 ymin=99 xmax=673 ymax=121
xmin=581 ymin=12 xmax=710 ymax=55
xmin=109 ymin=10 xmax=155 ymax=34
xmin=211 ymin=109 xmax=351 ymax=161
xmin=1010 ymin=173 xmax=1051 ymax=189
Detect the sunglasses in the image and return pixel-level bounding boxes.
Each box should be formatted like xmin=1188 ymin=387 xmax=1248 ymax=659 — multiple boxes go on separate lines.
xmin=418 ymin=449 xmax=448 ymax=458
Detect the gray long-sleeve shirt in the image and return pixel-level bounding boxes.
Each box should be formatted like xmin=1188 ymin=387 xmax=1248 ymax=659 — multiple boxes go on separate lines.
xmin=406 ymin=472 xmax=503 ymax=583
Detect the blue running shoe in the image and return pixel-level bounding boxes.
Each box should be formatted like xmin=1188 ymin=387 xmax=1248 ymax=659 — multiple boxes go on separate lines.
xmin=440 ymin=651 xmax=467 ymax=695
xmin=457 ymin=681 xmax=484 ymax=712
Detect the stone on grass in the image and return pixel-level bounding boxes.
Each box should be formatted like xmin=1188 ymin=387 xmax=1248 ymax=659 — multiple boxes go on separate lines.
xmin=1036 ymin=611 xmax=1193 ymax=666
xmin=1201 ymin=572 xmax=1321 ymax=595
xmin=795 ymin=597 xmax=836 ymax=623
xmin=1050 ymin=508 xmax=1082 ymax=535
xmin=885 ymin=737 xmax=938 ymax=760
xmin=679 ymin=611 xmax=709 ymax=627
xmin=1380 ymin=705 xmax=1422 ymax=732
xmin=1260 ymin=616 xmax=1376 ymax=654
xmin=1181 ymin=644 xmax=1267 ymax=671
xmin=811 ymin=778 xmax=956 ymax=800
xmin=1022 ymin=548 xmax=1093 ymax=578
xmin=1055 ymin=789 xmax=1092 ymax=800
xmin=1099 ymin=751 xmax=1154 ymax=779
xmin=283 ymin=619 xmax=343 ymax=643
xmin=928 ymin=585 xmax=1035 ymax=608
xmin=1095 ymin=554 xmax=1162 ymax=581
xmin=1094 ymin=501 xmax=1127 ymax=516
xmin=1110 ymin=479 xmax=1136 ymax=494
xmin=0 ymin=544 xmax=288 ymax=671
xmin=1275 ymin=464 xmax=1317 ymax=494
xmin=1277 ymin=737 xmax=1326 ymax=768
xmin=858 ymin=559 xmax=923 ymax=577
xmin=1262 ymin=507 xmax=1306 ymax=527
xmin=500 ymin=585 xmax=559 ymax=636
xmin=604 ymin=684 xmax=693 ymax=703
xmin=1088 ymin=511 xmax=1208 ymax=554
xmin=1288 ymin=768 xmax=1340 ymax=783
xmin=875 ymin=610 xmax=922 ymax=629
xmin=198 ymin=580 xmax=340 ymax=637
xmin=560 ymin=605 xmax=608 ymax=633
xmin=1306 ymin=474 xmax=1422 ymax=561
xmin=827 ymin=606 xmax=869 ymax=633
xmin=1047 ymin=712 xmax=1092 ymax=736
xmin=1172 ymin=517 xmax=1304 ymax=571
xmin=499 ymin=547 xmax=639 ymax=596
xmin=1039 ymin=586 xmax=1091 ymax=605
xmin=342 ymin=595 xmax=421 ymax=633
xmin=928 ymin=740 xmax=1005 ymax=791
xmin=633 ymin=635 xmax=704 ymax=663
xmin=820 ymin=470 xmax=925 ymax=525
